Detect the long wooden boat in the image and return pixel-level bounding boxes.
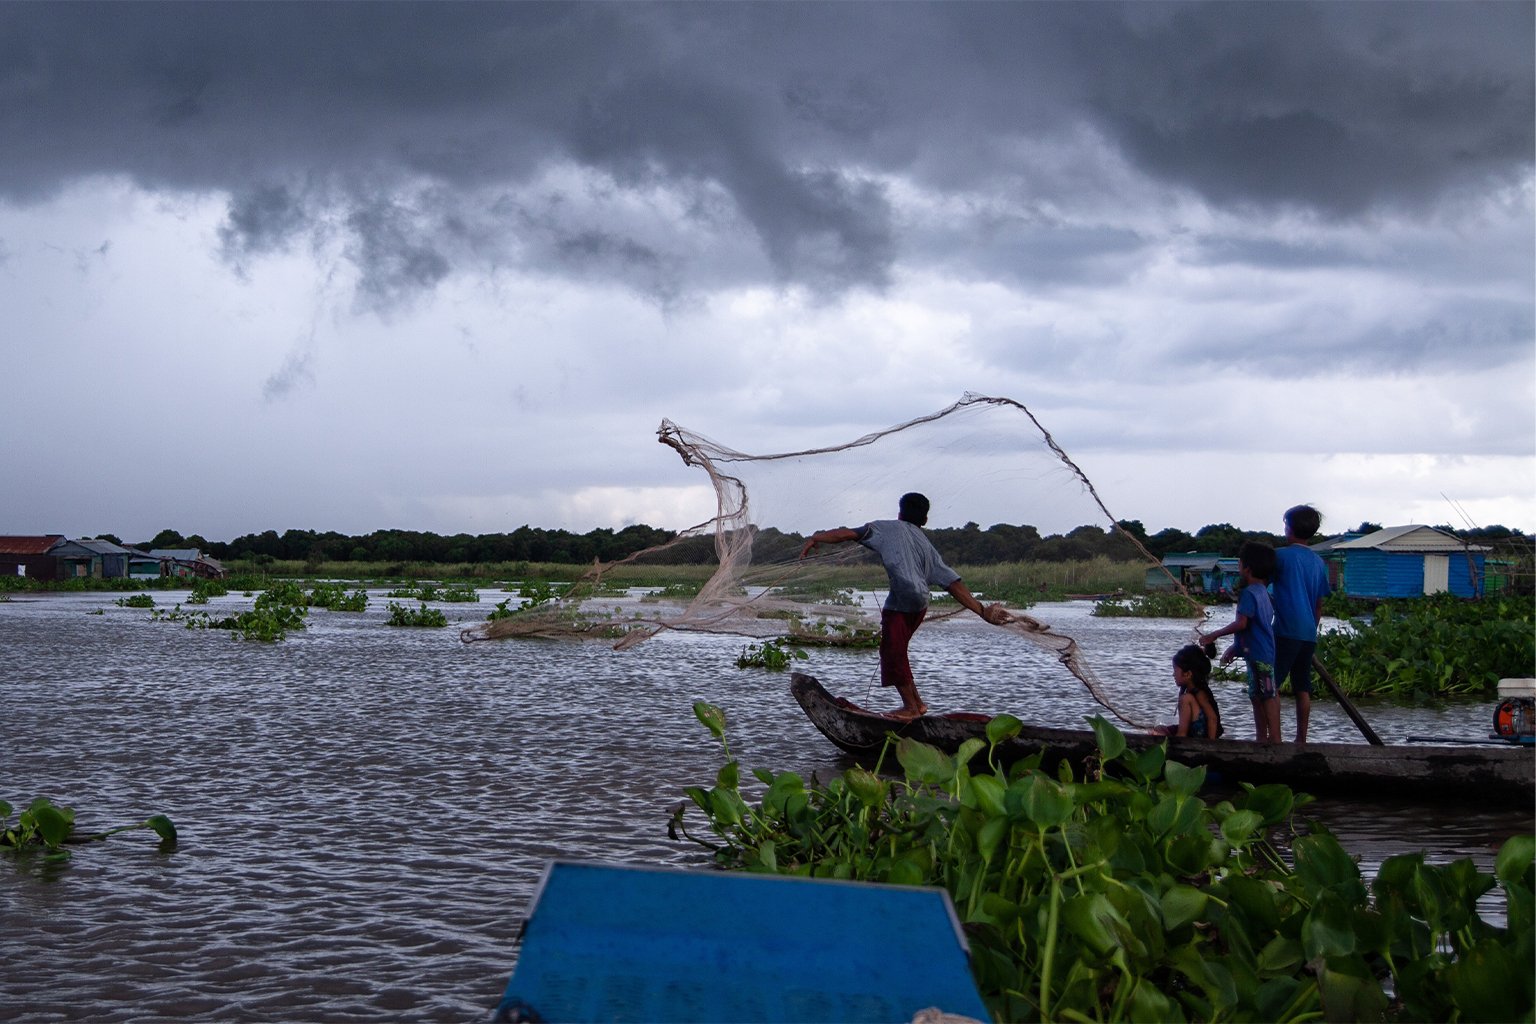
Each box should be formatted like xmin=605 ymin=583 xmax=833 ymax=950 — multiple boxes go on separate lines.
xmin=790 ymin=673 xmax=1536 ymax=805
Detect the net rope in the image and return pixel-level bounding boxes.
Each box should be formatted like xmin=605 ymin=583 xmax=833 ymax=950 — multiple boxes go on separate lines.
xmin=464 ymin=393 xmax=1200 ymax=727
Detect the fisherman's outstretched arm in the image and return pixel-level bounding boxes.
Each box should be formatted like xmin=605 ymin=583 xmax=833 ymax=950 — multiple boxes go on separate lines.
xmin=800 ymin=528 xmax=861 ymax=558
xmin=947 ymin=580 xmax=1010 ymax=624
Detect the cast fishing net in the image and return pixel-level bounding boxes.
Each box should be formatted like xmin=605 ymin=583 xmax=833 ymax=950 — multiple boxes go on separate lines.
xmin=463 ymin=393 xmax=1196 ymax=727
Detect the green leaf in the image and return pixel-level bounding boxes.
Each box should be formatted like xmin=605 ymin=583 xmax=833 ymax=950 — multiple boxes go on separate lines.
xmin=1256 ymin=935 xmax=1304 ymax=974
xmin=985 ymin=714 xmax=1023 ymax=745
xmin=1021 ymin=776 xmax=1074 ymax=829
xmin=966 ymin=773 xmax=1007 ymax=818
xmin=955 ymin=737 xmax=986 ymax=767
xmin=1089 ymin=715 xmax=1127 ymax=760
xmin=1132 ymin=744 xmax=1166 ymax=782
xmin=1495 ymin=833 xmax=1534 ymax=886
xmin=692 ymin=701 xmax=726 ymax=740
xmin=1301 ymin=893 xmax=1357 ymax=960
xmin=1294 ymin=831 xmax=1366 ymax=904
xmin=145 ymin=815 xmax=177 ymax=844
xmin=715 ymin=760 xmax=740 ymax=791
xmin=1160 ymin=885 xmax=1207 ymax=930
xmin=29 ymin=803 xmax=71 ymax=848
xmin=1164 ymin=759 xmax=1206 ymax=798
xmin=886 ymin=856 xmax=925 ymax=887
xmin=1315 ymin=954 xmax=1387 ymax=1022
xmin=895 ymin=738 xmax=955 ymax=785
xmin=1220 ymin=809 xmax=1264 ymax=846
xmin=1062 ymin=892 xmax=1125 ymax=957
xmin=976 ymin=816 xmax=1009 ymax=864
xmin=1446 ymin=938 xmax=1526 ymax=1023
xmin=843 ymin=767 xmax=886 ymax=808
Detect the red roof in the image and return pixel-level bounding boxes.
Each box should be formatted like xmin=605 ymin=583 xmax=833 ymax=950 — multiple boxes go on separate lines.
xmin=0 ymin=535 xmax=65 ymax=555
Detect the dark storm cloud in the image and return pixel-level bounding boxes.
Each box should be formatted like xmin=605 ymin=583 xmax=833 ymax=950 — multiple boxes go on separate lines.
xmin=1 ymin=1 xmax=1529 ymax=304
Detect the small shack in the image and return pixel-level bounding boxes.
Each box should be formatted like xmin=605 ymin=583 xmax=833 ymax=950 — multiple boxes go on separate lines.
xmin=0 ymin=535 xmax=65 ymax=578
xmin=1323 ymin=525 xmax=1488 ymax=599
xmin=147 ymin=549 xmax=227 ymax=579
xmin=1149 ymin=552 xmax=1239 ymax=594
xmin=50 ymin=538 xmax=135 ymax=579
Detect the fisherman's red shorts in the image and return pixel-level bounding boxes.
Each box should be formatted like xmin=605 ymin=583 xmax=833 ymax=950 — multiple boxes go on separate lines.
xmin=879 ymin=609 xmax=927 ymax=689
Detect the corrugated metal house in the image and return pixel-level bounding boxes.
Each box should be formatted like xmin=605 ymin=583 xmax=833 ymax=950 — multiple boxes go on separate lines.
xmin=50 ymin=538 xmax=135 ymax=579
xmin=1323 ymin=525 xmax=1488 ymax=599
xmin=0 ymin=535 xmax=65 ymax=578
xmin=1149 ymin=552 xmax=1240 ymax=594
xmin=147 ymin=549 xmax=227 ymax=579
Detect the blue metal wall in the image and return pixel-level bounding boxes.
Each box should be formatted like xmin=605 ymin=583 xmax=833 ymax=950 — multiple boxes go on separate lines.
xmin=1338 ymin=551 xmax=1485 ymax=598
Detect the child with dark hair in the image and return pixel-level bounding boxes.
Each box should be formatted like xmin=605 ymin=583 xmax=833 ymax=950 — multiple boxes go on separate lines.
xmin=1273 ymin=504 xmax=1331 ymax=742
xmin=1199 ymin=541 xmax=1280 ymax=744
xmin=1159 ymin=644 xmax=1224 ymax=738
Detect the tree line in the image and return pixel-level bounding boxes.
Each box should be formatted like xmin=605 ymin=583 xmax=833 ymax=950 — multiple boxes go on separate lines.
xmin=102 ymin=520 xmax=1530 ymax=568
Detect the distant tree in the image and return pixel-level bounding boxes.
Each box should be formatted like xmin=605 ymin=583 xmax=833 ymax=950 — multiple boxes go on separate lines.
xmin=1116 ymin=520 xmax=1148 ymax=544
xmin=95 ymin=533 xmax=123 ymax=545
xmin=1147 ymin=528 xmax=1196 ymax=557
xmin=1353 ymin=522 xmax=1383 ymax=535
xmin=1193 ymin=523 xmax=1247 ymax=557
xmin=150 ymin=529 xmax=185 ymax=548
xmin=184 ymin=535 xmax=209 ymax=552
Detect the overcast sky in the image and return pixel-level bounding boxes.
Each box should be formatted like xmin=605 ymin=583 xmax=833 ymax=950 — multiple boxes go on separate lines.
xmin=2 ymin=1 xmax=1531 ymax=544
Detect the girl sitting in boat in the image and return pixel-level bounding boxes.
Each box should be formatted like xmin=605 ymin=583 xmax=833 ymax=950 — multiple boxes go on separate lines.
xmin=1159 ymin=644 xmax=1224 ymax=738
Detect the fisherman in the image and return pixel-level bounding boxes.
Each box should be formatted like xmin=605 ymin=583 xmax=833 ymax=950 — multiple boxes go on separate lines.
xmin=799 ymin=492 xmax=1009 ymax=719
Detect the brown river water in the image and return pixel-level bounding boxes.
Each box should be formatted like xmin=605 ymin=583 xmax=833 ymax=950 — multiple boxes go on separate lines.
xmin=2 ymin=590 xmax=1529 ymax=1022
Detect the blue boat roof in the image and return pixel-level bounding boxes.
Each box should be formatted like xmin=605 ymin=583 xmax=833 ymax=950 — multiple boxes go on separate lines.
xmin=494 ymin=860 xmax=991 ymax=1023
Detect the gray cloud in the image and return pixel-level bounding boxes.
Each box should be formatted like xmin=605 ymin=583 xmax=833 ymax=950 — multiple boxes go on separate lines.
xmin=1 ymin=1 xmax=1527 ymax=314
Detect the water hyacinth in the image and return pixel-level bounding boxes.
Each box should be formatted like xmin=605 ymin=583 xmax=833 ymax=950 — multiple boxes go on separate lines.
xmin=671 ymin=704 xmax=1535 ymax=1022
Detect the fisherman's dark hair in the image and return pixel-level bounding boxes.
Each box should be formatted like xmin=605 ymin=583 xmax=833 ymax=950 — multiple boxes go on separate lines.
xmin=899 ymin=492 xmax=930 ymax=526
xmin=1284 ymin=504 xmax=1323 ymax=540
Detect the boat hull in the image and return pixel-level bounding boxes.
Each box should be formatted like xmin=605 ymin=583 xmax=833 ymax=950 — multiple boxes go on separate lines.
xmin=790 ymin=672 xmax=1536 ymax=805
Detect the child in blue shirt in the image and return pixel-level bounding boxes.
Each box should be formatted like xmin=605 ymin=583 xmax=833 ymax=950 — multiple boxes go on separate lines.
xmin=1200 ymin=542 xmax=1280 ymax=744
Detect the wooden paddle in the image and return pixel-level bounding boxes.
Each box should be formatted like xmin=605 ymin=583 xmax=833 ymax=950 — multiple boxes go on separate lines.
xmin=1311 ymin=654 xmax=1384 ymax=746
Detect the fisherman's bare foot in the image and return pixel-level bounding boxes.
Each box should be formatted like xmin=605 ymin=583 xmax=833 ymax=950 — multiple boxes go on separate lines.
xmin=885 ymin=704 xmax=928 ymax=721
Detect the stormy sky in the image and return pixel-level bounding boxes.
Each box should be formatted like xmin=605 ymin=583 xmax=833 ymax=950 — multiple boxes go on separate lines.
xmin=2 ymin=1 xmax=1532 ymax=544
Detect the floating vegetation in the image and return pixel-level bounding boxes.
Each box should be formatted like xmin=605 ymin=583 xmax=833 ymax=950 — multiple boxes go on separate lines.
xmin=308 ymin=582 xmax=369 ymax=612
xmin=785 ymin=620 xmax=881 ymax=649
xmin=2 ymin=797 xmax=177 ymax=865
xmin=1092 ymin=592 xmax=1205 ymax=618
xmin=1319 ymin=594 xmax=1534 ymax=700
xmin=735 ymin=639 xmax=809 ymax=671
xmin=115 ymin=594 xmax=155 ymax=609
xmin=673 ymin=705 xmax=1536 ymax=1023
xmin=186 ymin=578 xmax=230 ymax=605
xmin=386 ymin=601 xmax=448 ymax=627
xmin=149 ymin=585 xmax=308 ymax=642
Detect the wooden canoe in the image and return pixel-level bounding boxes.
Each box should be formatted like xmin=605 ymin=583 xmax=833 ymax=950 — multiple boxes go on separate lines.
xmin=790 ymin=672 xmax=1536 ymax=805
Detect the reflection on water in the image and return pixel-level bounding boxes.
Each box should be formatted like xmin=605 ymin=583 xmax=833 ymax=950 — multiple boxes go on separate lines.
xmin=2 ymin=594 xmax=1529 ymax=1021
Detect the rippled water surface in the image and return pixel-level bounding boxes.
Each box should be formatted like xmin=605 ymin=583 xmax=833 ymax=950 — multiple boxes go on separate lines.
xmin=2 ymin=592 xmax=1529 ymax=1021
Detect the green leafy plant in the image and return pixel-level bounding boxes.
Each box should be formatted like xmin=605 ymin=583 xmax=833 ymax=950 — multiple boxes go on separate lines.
xmin=734 ymin=639 xmax=809 ymax=671
xmin=671 ymin=706 xmax=1534 ymax=1022
xmin=1319 ymin=594 xmax=1534 ymax=700
xmin=115 ymin=593 xmax=155 ymax=608
xmin=1 ymin=797 xmax=177 ymax=864
xmin=308 ymin=582 xmax=369 ymax=611
xmin=386 ymin=601 xmax=448 ymax=627
xmin=1093 ymin=591 xmax=1206 ymax=618
xmin=185 ymin=578 xmax=230 ymax=604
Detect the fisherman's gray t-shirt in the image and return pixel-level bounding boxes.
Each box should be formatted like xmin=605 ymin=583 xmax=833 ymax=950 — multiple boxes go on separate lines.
xmin=857 ymin=519 xmax=960 ymax=614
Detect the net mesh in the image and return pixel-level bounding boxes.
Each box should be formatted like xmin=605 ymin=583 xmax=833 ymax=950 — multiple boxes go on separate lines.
xmin=463 ymin=393 xmax=1198 ymax=726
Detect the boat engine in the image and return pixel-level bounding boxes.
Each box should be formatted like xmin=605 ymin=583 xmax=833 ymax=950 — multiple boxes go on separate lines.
xmin=1492 ymin=678 xmax=1536 ymax=742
